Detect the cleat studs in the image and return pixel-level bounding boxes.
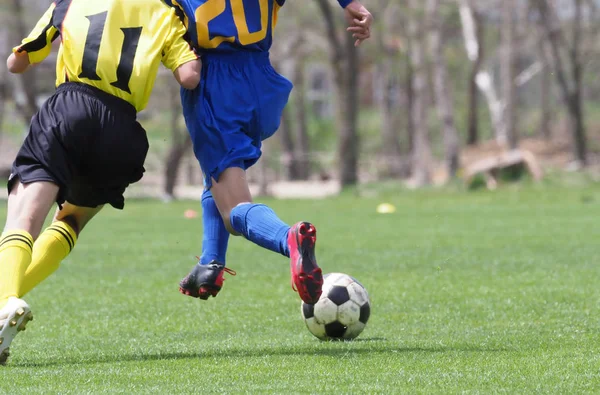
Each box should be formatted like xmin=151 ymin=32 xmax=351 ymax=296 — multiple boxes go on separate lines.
xmin=9 ymin=320 xmax=17 ymax=327
xmin=16 ymin=308 xmax=24 ymax=317
xmin=0 ymin=337 xmax=3 ymax=344
xmin=26 ymin=313 xmax=33 ymax=321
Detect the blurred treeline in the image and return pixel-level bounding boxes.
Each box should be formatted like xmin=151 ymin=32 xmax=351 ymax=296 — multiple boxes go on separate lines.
xmin=1 ymin=0 xmax=599 ymax=197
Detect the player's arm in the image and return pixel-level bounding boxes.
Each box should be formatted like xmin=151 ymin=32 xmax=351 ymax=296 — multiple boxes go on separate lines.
xmin=174 ymin=59 xmax=201 ymax=90
xmin=340 ymin=0 xmax=373 ymax=47
xmin=162 ymin=10 xmax=201 ymax=90
xmin=7 ymin=3 xmax=59 ymax=74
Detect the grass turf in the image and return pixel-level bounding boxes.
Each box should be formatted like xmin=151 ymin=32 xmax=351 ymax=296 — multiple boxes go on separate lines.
xmin=1 ymin=184 xmax=600 ymax=393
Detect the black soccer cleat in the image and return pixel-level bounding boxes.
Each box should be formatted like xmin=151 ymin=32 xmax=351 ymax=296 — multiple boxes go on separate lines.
xmin=179 ymin=260 xmax=236 ymax=300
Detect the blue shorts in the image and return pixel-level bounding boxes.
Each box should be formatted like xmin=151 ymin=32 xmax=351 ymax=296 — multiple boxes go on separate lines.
xmin=181 ymin=51 xmax=293 ymax=189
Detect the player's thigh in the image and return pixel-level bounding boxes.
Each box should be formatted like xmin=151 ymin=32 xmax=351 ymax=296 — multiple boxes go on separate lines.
xmin=52 ymin=202 xmax=104 ymax=235
xmin=4 ymin=180 xmax=59 ymax=238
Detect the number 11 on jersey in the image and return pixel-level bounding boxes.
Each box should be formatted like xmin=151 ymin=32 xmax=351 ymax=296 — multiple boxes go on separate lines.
xmin=78 ymin=11 xmax=142 ymax=94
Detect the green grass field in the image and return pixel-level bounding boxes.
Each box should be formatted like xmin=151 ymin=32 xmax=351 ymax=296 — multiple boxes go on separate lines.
xmin=1 ymin=184 xmax=600 ymax=393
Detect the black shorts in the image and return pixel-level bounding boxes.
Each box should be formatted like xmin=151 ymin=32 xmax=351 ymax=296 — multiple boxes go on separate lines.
xmin=8 ymin=82 xmax=148 ymax=209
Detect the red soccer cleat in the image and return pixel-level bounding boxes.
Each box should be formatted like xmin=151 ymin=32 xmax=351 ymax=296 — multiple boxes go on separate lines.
xmin=288 ymin=222 xmax=323 ymax=304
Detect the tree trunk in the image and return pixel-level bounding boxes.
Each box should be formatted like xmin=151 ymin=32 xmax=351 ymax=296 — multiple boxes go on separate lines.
xmin=257 ymin=140 xmax=270 ymax=196
xmin=427 ymin=0 xmax=460 ymax=179
xmin=163 ymin=83 xmax=192 ymax=199
xmin=378 ymin=58 xmax=404 ymax=177
xmin=11 ymin=0 xmax=39 ymax=124
xmin=570 ymin=0 xmax=586 ymax=165
xmin=292 ymin=60 xmax=311 ymax=180
xmin=461 ymin=2 xmax=483 ymax=145
xmin=0 ymin=26 xmax=8 ymax=149
xmin=405 ymin=51 xmax=415 ymax=153
xmin=502 ymin=0 xmax=517 ymax=149
xmin=459 ymin=0 xmax=504 ymax=143
xmin=278 ymin=105 xmax=299 ymax=180
xmin=568 ymin=92 xmax=586 ymax=165
xmin=538 ymin=42 xmax=551 ymax=139
xmin=467 ymin=58 xmax=480 ymax=145
xmin=534 ymin=0 xmax=587 ymax=165
xmin=315 ymin=0 xmax=359 ymax=187
xmin=336 ymin=31 xmax=359 ymax=186
xmin=408 ymin=0 xmax=432 ymax=186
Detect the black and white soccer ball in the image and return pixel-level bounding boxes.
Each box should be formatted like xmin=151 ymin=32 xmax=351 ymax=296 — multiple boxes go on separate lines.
xmin=301 ymin=272 xmax=370 ymax=341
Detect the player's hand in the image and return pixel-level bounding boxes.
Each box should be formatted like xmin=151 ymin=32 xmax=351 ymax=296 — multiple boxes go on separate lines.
xmin=7 ymin=50 xmax=31 ymax=74
xmin=344 ymin=1 xmax=373 ymax=47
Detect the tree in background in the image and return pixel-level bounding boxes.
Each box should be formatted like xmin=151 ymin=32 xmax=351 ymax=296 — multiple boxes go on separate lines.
xmin=290 ymin=38 xmax=311 ymax=181
xmin=163 ymin=81 xmax=192 ymax=200
xmin=532 ymin=0 xmax=589 ymax=166
xmin=537 ymin=37 xmax=553 ymax=140
xmin=459 ymin=0 xmax=505 ymax=145
xmin=502 ymin=0 xmax=518 ymax=149
xmin=427 ymin=0 xmax=460 ymax=179
xmin=376 ymin=0 xmax=404 ymax=178
xmin=271 ymin=30 xmax=311 ymax=181
xmin=0 ymin=22 xmax=8 ymax=150
xmin=408 ymin=0 xmax=432 ymax=186
xmin=316 ymin=0 xmax=360 ymax=187
xmin=9 ymin=0 xmax=40 ymax=124
xmin=278 ymin=105 xmax=299 ymax=180
xmin=458 ymin=0 xmax=483 ymax=145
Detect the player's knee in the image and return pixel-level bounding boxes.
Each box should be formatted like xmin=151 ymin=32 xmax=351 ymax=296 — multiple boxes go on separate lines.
xmin=221 ymin=213 xmax=238 ymax=236
xmin=59 ymin=215 xmax=81 ymax=236
xmin=6 ymin=213 xmax=44 ymax=240
xmin=216 ymin=202 xmax=252 ymax=236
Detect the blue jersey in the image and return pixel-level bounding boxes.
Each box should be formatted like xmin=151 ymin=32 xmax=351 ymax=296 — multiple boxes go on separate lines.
xmin=164 ymin=0 xmax=284 ymax=53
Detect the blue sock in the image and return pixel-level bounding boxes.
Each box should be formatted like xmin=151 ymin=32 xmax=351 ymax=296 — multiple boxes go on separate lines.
xmin=230 ymin=204 xmax=290 ymax=257
xmin=199 ymin=190 xmax=229 ymax=265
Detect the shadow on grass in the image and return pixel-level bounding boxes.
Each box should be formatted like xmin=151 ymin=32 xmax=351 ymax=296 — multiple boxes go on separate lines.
xmin=11 ymin=340 xmax=510 ymax=368
xmin=348 ymin=337 xmax=387 ymax=342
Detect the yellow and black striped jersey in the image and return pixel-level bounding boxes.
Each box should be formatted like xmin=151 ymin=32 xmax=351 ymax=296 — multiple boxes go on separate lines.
xmin=14 ymin=0 xmax=198 ymax=112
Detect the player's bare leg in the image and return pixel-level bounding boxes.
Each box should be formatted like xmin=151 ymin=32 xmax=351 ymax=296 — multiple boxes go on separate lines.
xmin=179 ymin=188 xmax=233 ymax=300
xmin=53 ymin=202 xmax=104 ymax=233
xmin=181 ymin=167 xmax=323 ymax=304
xmin=3 ymin=181 xmax=59 ymax=239
xmin=0 ymin=181 xmax=58 ymax=364
xmin=208 ymin=167 xmax=253 ymax=235
xmin=178 ymin=168 xmax=251 ymax=299
xmin=19 ymin=203 xmax=103 ymax=297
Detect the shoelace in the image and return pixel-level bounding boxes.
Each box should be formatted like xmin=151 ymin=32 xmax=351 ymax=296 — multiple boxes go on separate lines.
xmin=194 ymin=256 xmax=237 ymax=277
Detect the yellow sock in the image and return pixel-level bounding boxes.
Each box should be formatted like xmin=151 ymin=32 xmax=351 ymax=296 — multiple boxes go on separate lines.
xmin=0 ymin=230 xmax=34 ymax=306
xmin=20 ymin=221 xmax=78 ymax=297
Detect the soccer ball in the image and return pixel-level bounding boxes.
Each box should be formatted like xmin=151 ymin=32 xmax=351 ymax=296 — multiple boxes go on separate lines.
xmin=301 ymin=273 xmax=371 ymax=341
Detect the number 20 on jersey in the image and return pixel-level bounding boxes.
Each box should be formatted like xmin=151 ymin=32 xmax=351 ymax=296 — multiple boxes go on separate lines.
xmin=195 ymin=0 xmax=276 ymax=48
